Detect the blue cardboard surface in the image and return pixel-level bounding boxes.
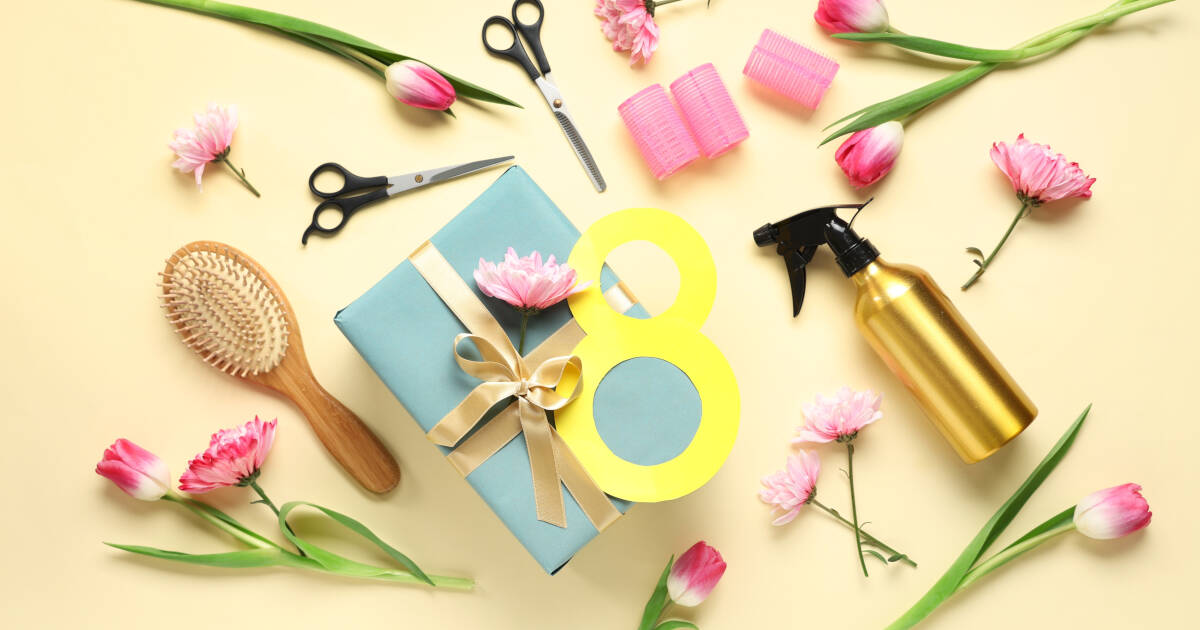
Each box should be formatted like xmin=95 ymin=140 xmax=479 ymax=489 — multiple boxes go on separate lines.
xmin=335 ymin=167 xmax=700 ymax=573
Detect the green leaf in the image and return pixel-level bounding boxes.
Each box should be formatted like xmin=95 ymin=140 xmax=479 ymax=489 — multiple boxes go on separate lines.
xmin=655 ymin=622 xmax=699 ymax=630
xmin=819 ymin=64 xmax=995 ymax=146
xmin=885 ymin=404 xmax=1091 ymax=630
xmin=995 ymin=506 xmax=1075 ymax=552
xmin=639 ymin=555 xmax=674 ymax=630
xmin=863 ymin=549 xmax=889 ymax=565
xmin=106 ymin=543 xmax=315 ymax=569
xmin=833 ymin=33 xmax=1039 ymax=63
xmin=277 ymin=501 xmax=434 ymax=586
xmin=130 ymin=0 xmax=520 ymax=107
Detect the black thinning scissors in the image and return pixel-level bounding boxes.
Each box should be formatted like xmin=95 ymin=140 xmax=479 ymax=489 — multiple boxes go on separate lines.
xmin=301 ymin=156 xmax=513 ymax=244
xmin=482 ymin=0 xmax=606 ymax=192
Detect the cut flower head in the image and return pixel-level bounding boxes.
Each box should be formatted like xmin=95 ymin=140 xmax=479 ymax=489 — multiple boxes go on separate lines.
xmin=667 ymin=541 xmax=727 ymax=607
xmin=95 ymin=439 xmax=171 ymax=501
xmin=179 ymin=416 xmax=277 ymax=493
xmin=793 ymin=386 xmax=882 ymax=444
xmin=815 ymin=0 xmax=890 ymax=34
xmin=759 ymin=450 xmax=821 ymax=525
xmin=595 ymin=0 xmax=661 ymax=65
xmin=991 ymin=134 xmax=1095 ymax=206
xmin=474 ymin=247 xmax=590 ymax=314
xmin=1074 ymin=483 xmax=1152 ymax=540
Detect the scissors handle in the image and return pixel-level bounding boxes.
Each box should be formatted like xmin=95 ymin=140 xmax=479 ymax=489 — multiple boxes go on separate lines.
xmin=511 ymin=0 xmax=550 ymax=76
xmin=301 ymin=189 xmax=389 ymax=245
xmin=482 ymin=16 xmax=539 ymax=81
xmin=308 ymin=162 xmax=389 ymax=199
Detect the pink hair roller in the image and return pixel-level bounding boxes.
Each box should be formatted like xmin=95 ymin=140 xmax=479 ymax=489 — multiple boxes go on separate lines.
xmin=669 ymin=63 xmax=749 ymax=159
xmin=743 ymin=29 xmax=839 ymax=109
xmin=618 ymin=84 xmax=701 ymax=180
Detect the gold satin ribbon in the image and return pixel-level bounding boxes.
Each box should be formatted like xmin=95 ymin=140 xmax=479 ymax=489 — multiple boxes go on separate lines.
xmin=410 ymin=242 xmax=621 ymax=531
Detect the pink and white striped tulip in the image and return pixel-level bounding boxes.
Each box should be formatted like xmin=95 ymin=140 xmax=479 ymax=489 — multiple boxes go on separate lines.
xmin=474 ymin=247 xmax=591 ymax=313
xmin=667 ymin=541 xmax=727 ymax=607
xmin=815 ymin=0 xmax=890 ymax=34
xmin=385 ymin=60 xmax=457 ymax=111
xmin=835 ymin=121 xmax=904 ymax=188
xmin=1073 ymin=483 xmax=1152 ymax=540
xmin=96 ymin=439 xmax=171 ymax=501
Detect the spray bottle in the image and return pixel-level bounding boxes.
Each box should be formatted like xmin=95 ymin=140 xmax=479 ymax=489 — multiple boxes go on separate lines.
xmin=753 ymin=202 xmax=1036 ymax=463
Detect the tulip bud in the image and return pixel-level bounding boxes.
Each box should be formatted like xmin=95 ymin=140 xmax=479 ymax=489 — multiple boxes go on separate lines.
xmin=835 ymin=121 xmax=904 ymax=188
xmin=815 ymin=0 xmax=890 ymax=34
xmin=385 ymin=60 xmax=457 ymax=111
xmin=666 ymin=541 xmax=726 ymax=607
xmin=1073 ymin=483 xmax=1152 ymax=540
xmin=95 ymin=439 xmax=171 ymax=501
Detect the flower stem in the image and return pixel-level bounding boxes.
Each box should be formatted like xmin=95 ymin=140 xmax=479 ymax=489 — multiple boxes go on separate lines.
xmin=811 ymin=498 xmax=917 ymax=567
xmin=247 ymin=479 xmax=306 ymax=557
xmin=248 ymin=479 xmax=281 ymax=516
xmin=219 ymin=155 xmax=261 ymax=197
xmin=517 ymin=311 xmax=530 ymax=355
xmin=845 ymin=442 xmax=870 ymax=577
xmin=162 ymin=491 xmax=277 ymax=549
xmin=1013 ymin=0 xmax=1174 ymax=57
xmin=962 ymin=200 xmax=1031 ymax=290
xmin=956 ymin=521 xmax=1076 ymax=591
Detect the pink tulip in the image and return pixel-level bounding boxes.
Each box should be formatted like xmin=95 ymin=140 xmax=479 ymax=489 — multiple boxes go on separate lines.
xmin=990 ymin=134 xmax=1095 ymax=206
xmin=594 ymin=0 xmax=660 ymax=65
xmin=179 ymin=417 xmax=277 ymax=493
xmin=835 ymin=121 xmax=904 ymax=188
xmin=474 ymin=247 xmax=591 ymax=313
xmin=1073 ymin=483 xmax=1152 ymax=540
xmin=667 ymin=541 xmax=726 ymax=607
xmin=96 ymin=439 xmax=171 ymax=501
xmin=759 ymin=450 xmax=821 ymax=525
xmin=793 ymin=386 xmax=882 ymax=444
xmin=385 ymin=60 xmax=456 ymax=111
xmin=815 ymin=0 xmax=890 ymax=34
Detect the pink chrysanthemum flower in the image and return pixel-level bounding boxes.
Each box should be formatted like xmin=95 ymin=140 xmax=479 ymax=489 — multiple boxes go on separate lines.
xmin=991 ymin=134 xmax=1095 ymax=206
xmin=759 ymin=450 xmax=821 ymax=525
xmin=474 ymin=247 xmax=590 ymax=313
xmin=793 ymin=386 xmax=882 ymax=444
xmin=179 ymin=417 xmax=277 ymax=493
xmin=168 ymin=103 xmax=259 ymax=196
xmin=594 ymin=0 xmax=660 ymax=65
xmin=963 ymin=134 xmax=1095 ymax=289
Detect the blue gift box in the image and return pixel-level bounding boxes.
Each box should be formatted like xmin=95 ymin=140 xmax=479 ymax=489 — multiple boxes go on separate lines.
xmin=335 ymin=167 xmax=700 ymax=573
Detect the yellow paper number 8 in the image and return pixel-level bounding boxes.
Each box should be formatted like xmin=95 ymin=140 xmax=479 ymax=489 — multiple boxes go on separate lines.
xmin=557 ymin=208 xmax=740 ymax=503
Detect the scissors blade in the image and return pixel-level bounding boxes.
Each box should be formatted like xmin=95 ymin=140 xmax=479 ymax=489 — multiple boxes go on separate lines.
xmin=534 ymin=77 xmax=606 ymax=193
xmin=387 ymin=156 xmax=514 ymax=195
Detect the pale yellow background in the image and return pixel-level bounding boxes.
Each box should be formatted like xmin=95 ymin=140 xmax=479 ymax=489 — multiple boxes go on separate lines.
xmin=2 ymin=0 xmax=1196 ymax=628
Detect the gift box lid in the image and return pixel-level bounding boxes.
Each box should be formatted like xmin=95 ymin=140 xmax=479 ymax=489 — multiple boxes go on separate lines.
xmin=335 ymin=166 xmax=702 ymax=573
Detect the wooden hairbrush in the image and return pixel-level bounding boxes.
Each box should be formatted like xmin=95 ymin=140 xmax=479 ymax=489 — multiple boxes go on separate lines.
xmin=160 ymin=241 xmax=400 ymax=493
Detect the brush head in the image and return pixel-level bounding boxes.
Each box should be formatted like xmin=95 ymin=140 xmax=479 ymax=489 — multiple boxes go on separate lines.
xmin=160 ymin=241 xmax=290 ymax=378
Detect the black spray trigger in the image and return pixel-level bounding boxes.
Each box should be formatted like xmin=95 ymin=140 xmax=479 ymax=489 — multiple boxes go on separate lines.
xmin=753 ymin=202 xmax=881 ymax=318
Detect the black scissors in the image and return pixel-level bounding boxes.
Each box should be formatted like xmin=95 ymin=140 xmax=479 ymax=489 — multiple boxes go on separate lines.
xmin=482 ymin=0 xmax=606 ymax=192
xmin=301 ymin=156 xmax=513 ymax=244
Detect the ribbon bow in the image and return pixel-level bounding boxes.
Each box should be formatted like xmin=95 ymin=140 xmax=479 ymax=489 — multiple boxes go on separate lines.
xmin=427 ymin=332 xmax=612 ymax=529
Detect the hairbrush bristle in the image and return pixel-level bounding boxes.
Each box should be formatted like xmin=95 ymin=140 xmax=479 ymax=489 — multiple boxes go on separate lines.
xmin=160 ymin=243 xmax=289 ymax=377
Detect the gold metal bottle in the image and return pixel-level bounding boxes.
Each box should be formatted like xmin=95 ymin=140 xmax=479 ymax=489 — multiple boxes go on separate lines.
xmin=755 ymin=203 xmax=1037 ymax=463
xmin=850 ymin=258 xmax=1036 ymax=463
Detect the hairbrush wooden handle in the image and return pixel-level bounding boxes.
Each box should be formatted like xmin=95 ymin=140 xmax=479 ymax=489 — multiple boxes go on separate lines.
xmin=279 ymin=373 xmax=400 ymax=494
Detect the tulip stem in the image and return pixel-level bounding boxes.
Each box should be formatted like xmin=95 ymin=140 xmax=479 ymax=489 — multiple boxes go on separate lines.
xmin=219 ymin=155 xmax=261 ymax=198
xmin=844 ymin=442 xmax=870 ymax=577
xmin=962 ymin=200 xmax=1031 ymax=290
xmin=810 ymin=498 xmax=917 ymax=568
xmin=957 ymin=520 xmax=1075 ymax=591
xmin=161 ymin=491 xmax=278 ymax=550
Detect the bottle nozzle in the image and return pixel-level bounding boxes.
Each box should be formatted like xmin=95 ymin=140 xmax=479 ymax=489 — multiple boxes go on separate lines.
xmin=753 ymin=223 xmax=778 ymax=247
